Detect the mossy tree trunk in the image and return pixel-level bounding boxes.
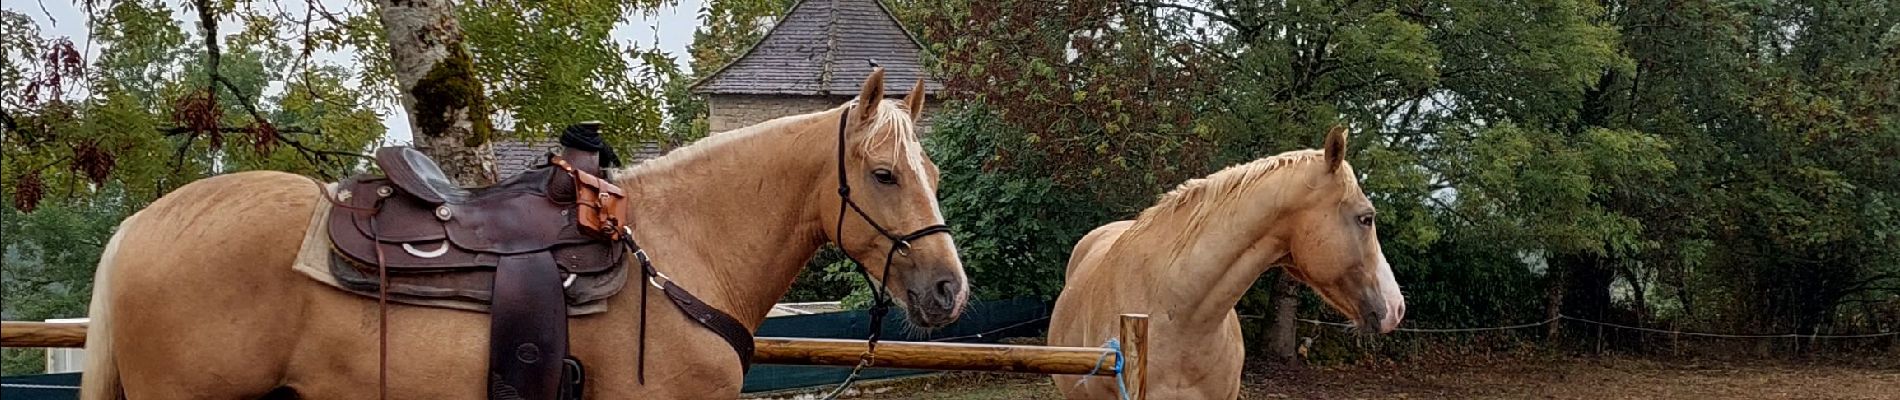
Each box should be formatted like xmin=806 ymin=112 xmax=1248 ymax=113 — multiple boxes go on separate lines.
xmin=375 ymin=0 xmax=497 ymax=186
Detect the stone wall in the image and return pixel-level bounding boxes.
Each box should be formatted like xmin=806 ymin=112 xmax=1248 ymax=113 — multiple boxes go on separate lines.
xmin=707 ymin=94 xmax=936 ymax=135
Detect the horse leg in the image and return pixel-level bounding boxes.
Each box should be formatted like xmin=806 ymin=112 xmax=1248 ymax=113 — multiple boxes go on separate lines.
xmin=105 ymin=172 xmax=318 ymax=398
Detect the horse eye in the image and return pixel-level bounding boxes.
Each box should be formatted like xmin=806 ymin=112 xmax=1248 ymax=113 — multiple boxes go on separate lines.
xmin=1357 ymin=214 xmax=1375 ymax=227
xmin=873 ymin=169 xmax=898 ymax=185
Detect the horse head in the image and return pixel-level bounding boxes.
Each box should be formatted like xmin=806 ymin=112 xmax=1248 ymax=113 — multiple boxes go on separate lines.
xmin=822 ymin=68 xmax=970 ymax=328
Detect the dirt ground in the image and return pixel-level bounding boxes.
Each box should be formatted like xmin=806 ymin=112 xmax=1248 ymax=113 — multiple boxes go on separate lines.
xmin=767 ymin=355 xmax=1899 ymax=400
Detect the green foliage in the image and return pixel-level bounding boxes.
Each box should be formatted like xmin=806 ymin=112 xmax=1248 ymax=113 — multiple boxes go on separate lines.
xmin=0 ymin=188 xmax=133 ymax=374
xmin=4 ymin=1 xmax=389 ymax=372
xmin=901 ymin=0 xmax=1897 ymax=354
xmin=660 ymin=0 xmax=794 ymax=141
xmin=917 ymin=0 xmax=1222 ymax=211
xmin=459 ymin=0 xmax=681 ymax=146
xmin=926 ymin=105 xmax=1117 ymax=300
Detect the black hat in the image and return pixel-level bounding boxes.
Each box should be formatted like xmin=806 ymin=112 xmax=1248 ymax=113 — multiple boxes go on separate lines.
xmin=559 ymin=121 xmax=621 ymax=169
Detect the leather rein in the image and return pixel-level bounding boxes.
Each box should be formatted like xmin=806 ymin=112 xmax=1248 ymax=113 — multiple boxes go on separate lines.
xmin=621 ymin=103 xmax=952 ymax=388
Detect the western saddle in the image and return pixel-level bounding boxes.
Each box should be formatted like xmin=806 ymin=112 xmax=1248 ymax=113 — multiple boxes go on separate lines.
xmin=327 ymin=144 xmax=626 ymax=400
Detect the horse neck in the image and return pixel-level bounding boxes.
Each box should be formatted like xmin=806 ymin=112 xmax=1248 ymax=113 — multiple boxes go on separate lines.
xmin=1126 ymin=173 xmax=1303 ymax=330
xmin=614 ymin=111 xmax=840 ymax=328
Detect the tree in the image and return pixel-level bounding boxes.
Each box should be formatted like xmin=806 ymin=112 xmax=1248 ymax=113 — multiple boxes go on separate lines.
xmin=1591 ymin=0 xmax=1900 ymax=339
xmin=661 ymin=0 xmax=791 ymax=140
xmin=374 ymin=0 xmax=496 ymax=185
xmin=3 ymin=4 xmax=386 ymax=373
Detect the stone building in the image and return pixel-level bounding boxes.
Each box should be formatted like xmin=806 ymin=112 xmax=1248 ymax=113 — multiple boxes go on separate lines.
xmin=690 ymin=0 xmax=942 ymax=134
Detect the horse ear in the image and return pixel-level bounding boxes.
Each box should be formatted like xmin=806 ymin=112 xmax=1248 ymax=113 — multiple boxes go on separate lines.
xmin=1324 ymin=125 xmax=1348 ymax=173
xmin=903 ymin=79 xmax=926 ymax=121
xmin=856 ymin=67 xmax=887 ymax=121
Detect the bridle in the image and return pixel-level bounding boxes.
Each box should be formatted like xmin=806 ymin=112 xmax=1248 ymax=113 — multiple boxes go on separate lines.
xmin=817 ymin=104 xmax=952 ymax=398
xmin=621 ymin=103 xmax=951 ymax=393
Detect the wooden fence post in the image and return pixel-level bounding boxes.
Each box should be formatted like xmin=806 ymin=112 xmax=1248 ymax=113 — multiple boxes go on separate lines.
xmin=1120 ymin=314 xmax=1150 ymax=400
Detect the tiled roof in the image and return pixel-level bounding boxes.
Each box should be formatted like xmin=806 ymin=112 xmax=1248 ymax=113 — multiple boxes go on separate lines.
xmin=492 ymin=137 xmax=668 ymax=178
xmin=690 ymin=0 xmax=942 ymax=96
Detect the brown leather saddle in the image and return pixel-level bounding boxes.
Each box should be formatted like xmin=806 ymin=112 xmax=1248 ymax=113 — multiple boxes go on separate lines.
xmin=327 ymin=146 xmax=625 ymax=400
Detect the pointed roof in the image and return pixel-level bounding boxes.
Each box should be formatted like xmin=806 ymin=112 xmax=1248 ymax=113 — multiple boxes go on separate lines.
xmin=690 ymin=0 xmax=942 ymax=96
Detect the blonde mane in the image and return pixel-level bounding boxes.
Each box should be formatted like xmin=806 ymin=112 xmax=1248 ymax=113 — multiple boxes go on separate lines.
xmin=610 ymin=98 xmax=922 ymax=187
xmin=1125 ymin=149 xmax=1331 ymax=236
xmin=855 ymin=99 xmax=924 ymax=165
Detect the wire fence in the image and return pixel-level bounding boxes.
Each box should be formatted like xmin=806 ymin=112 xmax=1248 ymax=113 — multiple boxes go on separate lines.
xmin=906 ymin=311 xmax=1898 ymax=342
xmin=1235 ymin=314 xmax=1900 ymax=339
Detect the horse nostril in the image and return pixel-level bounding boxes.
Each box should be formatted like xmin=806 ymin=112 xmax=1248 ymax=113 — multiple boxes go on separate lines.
xmin=934 ymin=279 xmax=957 ymax=302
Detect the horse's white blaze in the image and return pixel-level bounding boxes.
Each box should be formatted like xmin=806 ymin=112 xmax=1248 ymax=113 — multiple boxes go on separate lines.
xmin=906 ymin=144 xmax=945 ymax=226
xmin=1373 ymin=254 xmax=1405 ymax=333
xmin=907 ymin=141 xmax=965 ymax=290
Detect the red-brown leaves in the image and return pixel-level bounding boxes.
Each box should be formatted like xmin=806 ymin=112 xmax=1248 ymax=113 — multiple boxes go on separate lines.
xmin=249 ymin=120 xmax=279 ymax=155
xmin=12 ymin=172 xmax=46 ymax=212
xmin=22 ymin=38 xmax=86 ymax=108
xmin=170 ymin=90 xmax=225 ymax=151
xmin=70 ymin=140 xmax=117 ymax=185
xmin=920 ymin=0 xmax=1217 ymax=194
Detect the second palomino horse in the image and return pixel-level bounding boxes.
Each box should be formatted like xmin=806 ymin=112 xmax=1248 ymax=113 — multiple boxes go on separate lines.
xmin=1050 ymin=126 xmax=1405 ymax=399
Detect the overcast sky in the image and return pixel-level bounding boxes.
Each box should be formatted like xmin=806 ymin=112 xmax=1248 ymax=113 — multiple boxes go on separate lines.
xmin=13 ymin=0 xmax=706 ymax=144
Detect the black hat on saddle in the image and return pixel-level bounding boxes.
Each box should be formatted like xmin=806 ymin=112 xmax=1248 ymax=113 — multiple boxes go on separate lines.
xmin=559 ymin=121 xmax=622 ymax=173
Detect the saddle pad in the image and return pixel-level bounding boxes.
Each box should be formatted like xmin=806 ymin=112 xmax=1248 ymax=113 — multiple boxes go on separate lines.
xmin=292 ymin=186 xmax=624 ymax=316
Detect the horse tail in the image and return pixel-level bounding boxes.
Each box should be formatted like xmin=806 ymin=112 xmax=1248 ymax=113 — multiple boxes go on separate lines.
xmin=79 ymin=212 xmax=138 ymax=400
xmin=1066 ymin=220 xmax=1133 ymax=280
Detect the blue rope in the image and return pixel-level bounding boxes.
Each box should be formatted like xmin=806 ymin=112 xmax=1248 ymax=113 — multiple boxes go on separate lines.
xmin=1111 ymin=339 xmax=1129 ymax=400
xmin=1080 ymin=339 xmax=1132 ymax=400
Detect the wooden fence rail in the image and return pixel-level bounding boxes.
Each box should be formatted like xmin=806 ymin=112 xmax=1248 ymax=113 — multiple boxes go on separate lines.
xmin=0 ymin=321 xmax=87 ymax=348
xmin=1 ymin=314 xmax=1151 ymax=398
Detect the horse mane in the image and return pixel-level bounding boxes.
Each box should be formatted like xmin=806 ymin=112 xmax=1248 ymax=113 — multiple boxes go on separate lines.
xmin=1125 ymin=149 xmax=1330 ymax=236
xmin=855 ymin=99 xmax=922 ymax=163
xmin=610 ymin=98 xmax=920 ymax=187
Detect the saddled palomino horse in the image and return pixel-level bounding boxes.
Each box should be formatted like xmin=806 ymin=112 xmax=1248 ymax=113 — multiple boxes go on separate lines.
xmin=79 ymin=69 xmax=968 ymax=398
xmin=1049 ymin=126 xmax=1405 ymax=399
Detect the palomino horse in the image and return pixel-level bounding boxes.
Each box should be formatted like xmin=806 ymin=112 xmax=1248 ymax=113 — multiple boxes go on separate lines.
xmin=79 ymin=69 xmax=969 ymax=399
xmin=1049 ymin=127 xmax=1404 ymax=399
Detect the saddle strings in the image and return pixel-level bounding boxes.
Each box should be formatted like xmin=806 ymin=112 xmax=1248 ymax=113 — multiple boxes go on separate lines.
xmin=317 ymin=176 xmax=391 ymax=400
xmin=370 ymin=202 xmax=391 ymax=400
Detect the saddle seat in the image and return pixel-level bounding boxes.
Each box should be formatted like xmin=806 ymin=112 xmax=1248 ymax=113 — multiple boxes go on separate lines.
xmin=324 ymin=145 xmax=628 ymax=400
xmin=379 ymin=146 xmax=476 ymax=204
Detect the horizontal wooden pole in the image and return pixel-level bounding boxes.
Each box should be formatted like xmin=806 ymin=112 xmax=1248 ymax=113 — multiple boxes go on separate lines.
xmin=1 ymin=322 xmax=87 ymax=348
xmin=4 ymin=322 xmax=1121 ymax=377
xmin=753 ymin=337 xmax=1120 ymax=376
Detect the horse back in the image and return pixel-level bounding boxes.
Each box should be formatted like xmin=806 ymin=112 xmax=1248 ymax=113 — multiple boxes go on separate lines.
xmin=1066 ymin=220 xmax=1134 ymax=281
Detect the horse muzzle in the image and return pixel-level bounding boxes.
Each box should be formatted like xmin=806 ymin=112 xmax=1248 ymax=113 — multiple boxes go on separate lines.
xmin=903 ymin=269 xmax=967 ymax=328
xmin=1355 ymin=290 xmax=1405 ymax=334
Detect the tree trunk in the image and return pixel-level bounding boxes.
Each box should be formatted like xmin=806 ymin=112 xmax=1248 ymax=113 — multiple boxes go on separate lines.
xmin=374 ymin=0 xmax=497 ymax=186
xmin=1265 ymin=273 xmax=1301 ymax=365
xmin=1546 ymin=265 xmax=1564 ymax=344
